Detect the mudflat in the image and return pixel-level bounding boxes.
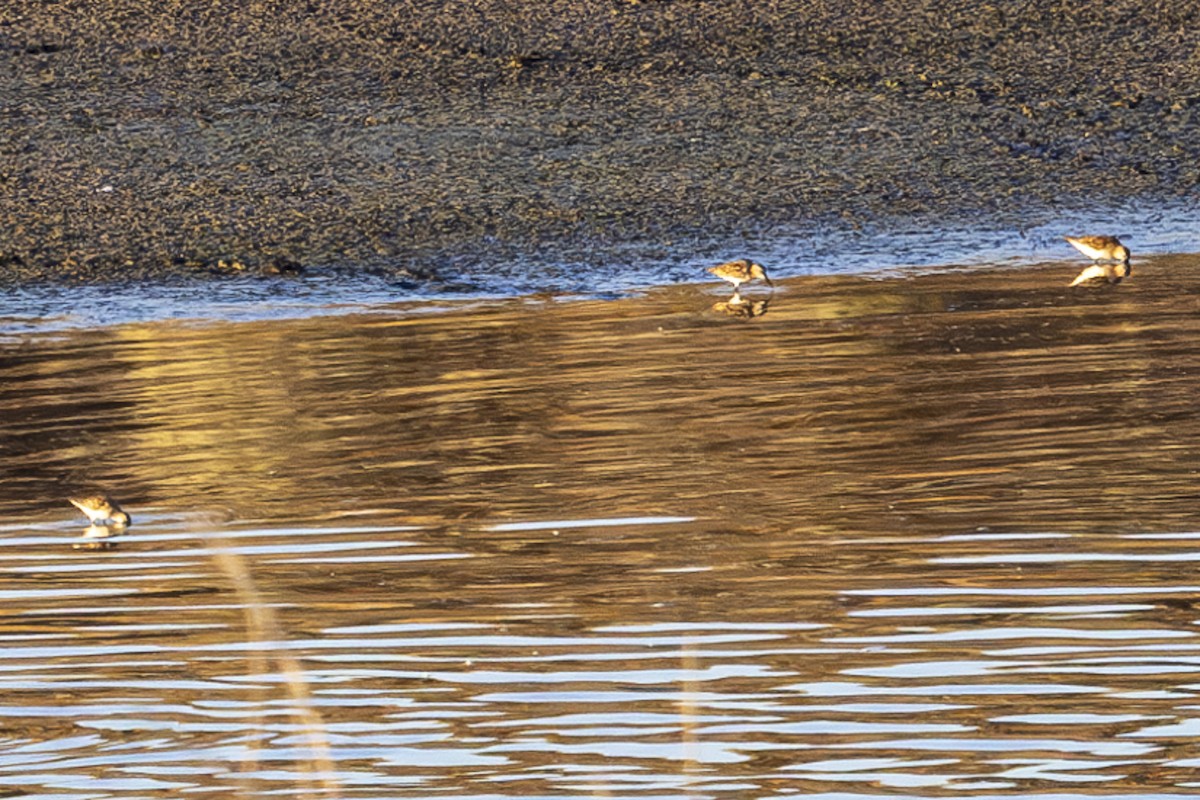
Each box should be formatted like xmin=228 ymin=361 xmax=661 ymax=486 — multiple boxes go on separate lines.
xmin=1 ymin=0 xmax=1198 ymax=282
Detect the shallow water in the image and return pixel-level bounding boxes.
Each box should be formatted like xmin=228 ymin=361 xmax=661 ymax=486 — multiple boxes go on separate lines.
xmin=4 ymin=200 xmax=1200 ymax=332
xmin=5 ymin=256 xmax=1200 ymax=797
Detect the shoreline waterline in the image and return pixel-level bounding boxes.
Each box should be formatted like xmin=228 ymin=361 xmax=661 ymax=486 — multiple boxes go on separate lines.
xmin=3 ymin=200 xmax=1200 ymax=334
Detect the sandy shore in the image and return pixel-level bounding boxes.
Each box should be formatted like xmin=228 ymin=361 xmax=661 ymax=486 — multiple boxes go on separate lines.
xmin=2 ymin=1 xmax=1199 ymax=282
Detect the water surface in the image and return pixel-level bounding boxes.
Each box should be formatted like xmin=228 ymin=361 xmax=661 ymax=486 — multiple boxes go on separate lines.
xmin=4 ymin=256 xmax=1200 ymax=797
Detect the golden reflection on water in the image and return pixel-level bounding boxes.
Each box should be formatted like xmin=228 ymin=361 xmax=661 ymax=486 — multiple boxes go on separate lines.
xmin=4 ymin=258 xmax=1200 ymax=796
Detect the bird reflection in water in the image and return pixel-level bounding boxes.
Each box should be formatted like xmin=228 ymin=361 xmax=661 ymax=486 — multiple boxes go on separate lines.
xmin=67 ymin=492 xmax=130 ymax=549
xmin=712 ymin=293 xmax=771 ymax=318
xmin=73 ymin=525 xmax=122 ymax=550
xmin=1069 ymin=261 xmax=1131 ymax=286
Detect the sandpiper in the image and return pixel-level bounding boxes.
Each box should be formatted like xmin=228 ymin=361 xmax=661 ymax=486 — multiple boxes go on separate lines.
xmin=1064 ymin=235 xmax=1130 ymax=265
xmin=68 ymin=493 xmax=131 ymax=528
xmin=707 ymin=259 xmax=773 ymax=290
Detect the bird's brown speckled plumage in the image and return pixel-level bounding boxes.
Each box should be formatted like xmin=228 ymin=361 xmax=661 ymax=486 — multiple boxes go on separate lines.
xmin=1065 ymin=235 xmax=1130 ymax=264
xmin=706 ymin=259 xmax=773 ymax=289
xmin=68 ymin=493 xmax=131 ymax=528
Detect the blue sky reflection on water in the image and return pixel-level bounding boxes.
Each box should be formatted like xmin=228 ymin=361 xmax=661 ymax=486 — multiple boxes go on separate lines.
xmin=3 ymin=200 xmax=1200 ymax=333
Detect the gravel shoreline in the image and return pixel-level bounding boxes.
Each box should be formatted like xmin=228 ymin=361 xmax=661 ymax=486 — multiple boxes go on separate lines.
xmin=2 ymin=0 xmax=1198 ymax=283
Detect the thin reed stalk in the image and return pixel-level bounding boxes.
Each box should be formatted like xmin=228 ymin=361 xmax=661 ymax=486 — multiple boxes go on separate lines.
xmin=207 ymin=538 xmax=341 ymax=797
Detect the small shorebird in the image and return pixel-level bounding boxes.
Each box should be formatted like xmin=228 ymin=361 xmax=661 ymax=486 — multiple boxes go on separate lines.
xmin=1064 ymin=235 xmax=1130 ymax=265
xmin=707 ymin=259 xmax=773 ymax=291
xmin=68 ymin=493 xmax=131 ymax=528
xmin=1064 ymin=235 xmax=1132 ymax=286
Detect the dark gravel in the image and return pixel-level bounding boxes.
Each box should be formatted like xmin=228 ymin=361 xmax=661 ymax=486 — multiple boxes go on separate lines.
xmin=1 ymin=0 xmax=1198 ymax=283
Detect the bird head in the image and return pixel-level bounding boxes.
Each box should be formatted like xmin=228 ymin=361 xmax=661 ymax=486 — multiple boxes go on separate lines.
xmin=750 ymin=262 xmax=773 ymax=287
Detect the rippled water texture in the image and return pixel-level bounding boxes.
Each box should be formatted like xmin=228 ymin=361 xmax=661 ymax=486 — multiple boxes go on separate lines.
xmin=5 ymin=257 xmax=1200 ymax=797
